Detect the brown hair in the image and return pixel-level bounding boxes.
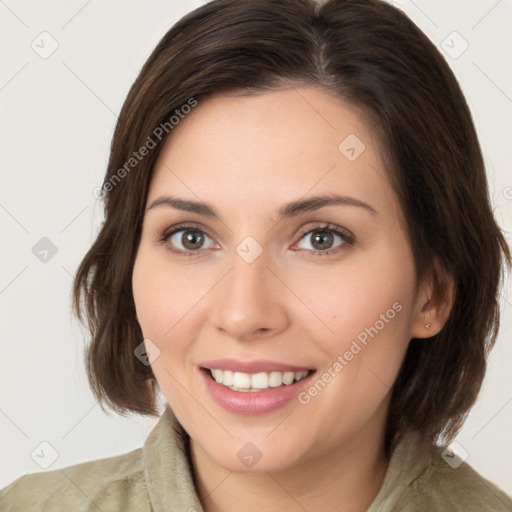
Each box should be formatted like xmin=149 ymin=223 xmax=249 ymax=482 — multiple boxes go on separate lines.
xmin=72 ymin=0 xmax=510 ymax=455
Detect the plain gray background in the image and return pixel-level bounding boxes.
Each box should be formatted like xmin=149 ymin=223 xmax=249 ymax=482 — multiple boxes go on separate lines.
xmin=1 ymin=0 xmax=511 ymax=495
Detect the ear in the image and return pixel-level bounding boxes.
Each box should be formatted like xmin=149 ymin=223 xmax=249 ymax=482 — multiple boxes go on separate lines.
xmin=410 ymin=257 xmax=455 ymax=339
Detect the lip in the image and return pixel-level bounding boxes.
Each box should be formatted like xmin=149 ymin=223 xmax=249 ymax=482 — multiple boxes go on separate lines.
xmin=199 ymin=366 xmax=316 ymax=415
xmin=200 ymin=358 xmax=314 ymax=374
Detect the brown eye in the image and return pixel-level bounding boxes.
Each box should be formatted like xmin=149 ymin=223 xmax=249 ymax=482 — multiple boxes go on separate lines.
xmin=294 ymin=224 xmax=354 ymax=256
xmin=310 ymin=230 xmax=335 ymax=250
xmin=162 ymin=226 xmax=216 ymax=253
xmin=180 ymin=230 xmax=205 ymax=250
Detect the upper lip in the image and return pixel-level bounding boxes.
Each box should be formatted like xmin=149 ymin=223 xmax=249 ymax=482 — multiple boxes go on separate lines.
xmin=200 ymin=358 xmax=315 ymax=374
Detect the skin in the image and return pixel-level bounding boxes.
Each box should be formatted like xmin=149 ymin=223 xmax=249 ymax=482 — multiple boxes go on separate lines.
xmin=132 ymin=86 xmax=453 ymax=512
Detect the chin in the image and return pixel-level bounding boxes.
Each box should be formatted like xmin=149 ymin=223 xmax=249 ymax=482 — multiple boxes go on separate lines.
xmin=217 ymin=448 xmax=300 ymax=474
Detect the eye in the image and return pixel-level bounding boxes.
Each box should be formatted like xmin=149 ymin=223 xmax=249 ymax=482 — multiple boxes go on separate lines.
xmin=159 ymin=223 xmax=217 ymax=254
xmin=158 ymin=222 xmax=354 ymax=257
xmin=293 ymin=223 xmax=354 ymax=256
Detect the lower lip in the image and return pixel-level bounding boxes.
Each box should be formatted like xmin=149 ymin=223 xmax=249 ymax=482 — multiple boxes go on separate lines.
xmin=200 ymin=368 xmax=316 ymax=415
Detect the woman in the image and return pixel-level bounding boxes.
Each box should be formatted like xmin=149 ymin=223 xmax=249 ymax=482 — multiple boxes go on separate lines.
xmin=2 ymin=0 xmax=511 ymax=510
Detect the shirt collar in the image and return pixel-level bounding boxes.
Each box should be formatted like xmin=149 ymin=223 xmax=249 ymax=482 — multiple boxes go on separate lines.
xmin=143 ymin=404 xmax=203 ymax=512
xmin=367 ymin=430 xmax=432 ymax=511
xmin=143 ymin=405 xmax=431 ymax=512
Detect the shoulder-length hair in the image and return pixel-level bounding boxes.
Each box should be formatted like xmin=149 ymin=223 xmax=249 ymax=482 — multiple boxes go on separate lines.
xmin=72 ymin=0 xmax=510 ymax=456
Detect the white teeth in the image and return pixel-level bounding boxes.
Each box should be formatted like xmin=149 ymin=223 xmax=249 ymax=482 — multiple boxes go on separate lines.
xmin=233 ymin=372 xmax=251 ymax=389
xmin=223 ymin=370 xmax=234 ymax=386
xmin=207 ymin=368 xmax=312 ymax=391
xmin=282 ymin=372 xmax=295 ymax=385
xmin=295 ymin=370 xmax=308 ymax=381
xmin=268 ymin=371 xmax=283 ymax=387
xmin=251 ymin=372 xmax=268 ymax=389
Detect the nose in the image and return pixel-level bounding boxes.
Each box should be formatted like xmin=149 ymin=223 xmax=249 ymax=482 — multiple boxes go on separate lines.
xmin=211 ymin=248 xmax=289 ymax=341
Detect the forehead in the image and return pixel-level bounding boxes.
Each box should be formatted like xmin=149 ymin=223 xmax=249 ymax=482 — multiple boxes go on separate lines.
xmin=148 ymin=87 xmax=395 ymax=217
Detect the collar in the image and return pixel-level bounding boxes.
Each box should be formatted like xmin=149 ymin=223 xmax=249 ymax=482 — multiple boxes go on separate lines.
xmin=367 ymin=430 xmax=432 ymax=511
xmin=142 ymin=405 xmax=432 ymax=512
xmin=142 ymin=404 xmax=203 ymax=512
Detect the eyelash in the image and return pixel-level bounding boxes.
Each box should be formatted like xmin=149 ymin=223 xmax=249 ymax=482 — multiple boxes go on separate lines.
xmin=157 ymin=222 xmax=355 ymax=257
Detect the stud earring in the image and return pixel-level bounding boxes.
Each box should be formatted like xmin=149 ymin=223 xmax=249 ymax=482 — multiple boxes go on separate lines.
xmin=425 ymin=323 xmax=432 ymax=329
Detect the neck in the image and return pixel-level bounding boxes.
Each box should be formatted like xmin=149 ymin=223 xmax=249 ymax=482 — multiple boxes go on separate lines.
xmin=190 ymin=418 xmax=390 ymax=512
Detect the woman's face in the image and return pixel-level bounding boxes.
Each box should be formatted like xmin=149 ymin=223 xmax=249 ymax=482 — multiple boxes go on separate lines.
xmin=132 ymin=87 xmax=429 ymax=473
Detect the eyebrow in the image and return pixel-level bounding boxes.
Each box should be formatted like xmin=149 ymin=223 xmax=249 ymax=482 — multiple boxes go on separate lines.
xmin=146 ymin=193 xmax=378 ymax=220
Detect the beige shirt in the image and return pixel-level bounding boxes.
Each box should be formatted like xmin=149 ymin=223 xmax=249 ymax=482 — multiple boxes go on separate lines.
xmin=1 ymin=405 xmax=511 ymax=511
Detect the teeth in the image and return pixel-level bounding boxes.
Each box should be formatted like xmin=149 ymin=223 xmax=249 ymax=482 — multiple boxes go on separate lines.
xmin=233 ymin=372 xmax=251 ymax=388
xmin=269 ymin=371 xmax=284 ymax=387
xmin=282 ymin=372 xmax=295 ymax=385
xmin=251 ymin=372 xmax=268 ymax=388
xmin=208 ymin=368 xmax=311 ymax=391
xmin=223 ymin=370 xmax=234 ymax=386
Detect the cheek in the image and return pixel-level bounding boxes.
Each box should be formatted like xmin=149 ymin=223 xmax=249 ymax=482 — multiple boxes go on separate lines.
xmin=296 ymin=249 xmax=415 ymax=343
xmin=292 ymin=261 xmax=416 ymax=433
xmin=291 ymin=246 xmax=417 ymax=404
xmin=132 ymin=248 xmax=214 ymax=401
xmin=132 ymin=247 xmax=206 ymax=339
xmin=132 ymin=252 xmax=192 ymax=411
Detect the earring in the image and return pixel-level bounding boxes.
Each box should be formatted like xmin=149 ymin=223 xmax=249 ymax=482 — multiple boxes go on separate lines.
xmin=425 ymin=323 xmax=432 ymax=329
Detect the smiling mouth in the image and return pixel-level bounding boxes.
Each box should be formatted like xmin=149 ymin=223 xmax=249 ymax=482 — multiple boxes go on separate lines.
xmin=202 ymin=367 xmax=315 ymax=392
